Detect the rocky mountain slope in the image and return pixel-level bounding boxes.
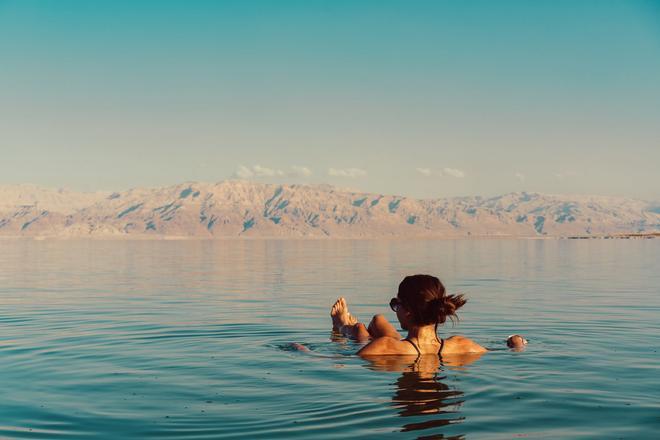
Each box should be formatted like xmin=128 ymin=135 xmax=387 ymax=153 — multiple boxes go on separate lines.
xmin=0 ymin=181 xmax=658 ymax=238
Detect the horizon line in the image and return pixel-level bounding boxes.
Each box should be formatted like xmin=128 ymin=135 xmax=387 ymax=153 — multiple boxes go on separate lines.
xmin=0 ymin=180 xmax=656 ymax=203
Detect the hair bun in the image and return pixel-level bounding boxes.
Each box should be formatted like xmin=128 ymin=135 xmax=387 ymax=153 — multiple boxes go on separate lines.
xmin=443 ymin=296 xmax=457 ymax=314
xmin=397 ymin=275 xmax=467 ymax=326
xmin=436 ymin=294 xmax=467 ymax=324
xmin=430 ymin=298 xmax=445 ymax=314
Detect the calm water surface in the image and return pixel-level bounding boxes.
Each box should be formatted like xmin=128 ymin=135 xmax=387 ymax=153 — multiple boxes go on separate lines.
xmin=0 ymin=239 xmax=659 ymax=439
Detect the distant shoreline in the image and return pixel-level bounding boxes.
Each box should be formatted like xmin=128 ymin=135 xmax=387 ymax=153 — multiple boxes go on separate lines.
xmin=565 ymin=232 xmax=659 ymax=240
xmin=0 ymin=233 xmax=657 ymax=241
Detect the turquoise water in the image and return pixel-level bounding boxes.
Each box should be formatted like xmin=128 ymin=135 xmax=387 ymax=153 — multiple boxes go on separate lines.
xmin=0 ymin=239 xmax=659 ymax=439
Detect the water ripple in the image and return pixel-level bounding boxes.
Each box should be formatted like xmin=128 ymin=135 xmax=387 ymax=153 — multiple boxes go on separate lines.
xmin=0 ymin=240 xmax=658 ymax=438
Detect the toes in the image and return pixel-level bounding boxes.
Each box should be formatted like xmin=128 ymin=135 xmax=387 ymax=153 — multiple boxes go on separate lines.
xmin=330 ymin=297 xmax=351 ymax=320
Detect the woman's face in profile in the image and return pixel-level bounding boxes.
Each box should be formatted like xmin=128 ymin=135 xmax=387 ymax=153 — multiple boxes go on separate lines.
xmin=391 ymin=296 xmax=413 ymax=330
xmin=396 ymin=303 xmax=411 ymax=330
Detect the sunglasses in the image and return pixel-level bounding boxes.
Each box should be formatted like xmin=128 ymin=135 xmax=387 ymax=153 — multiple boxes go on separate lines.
xmin=389 ymin=297 xmax=403 ymax=312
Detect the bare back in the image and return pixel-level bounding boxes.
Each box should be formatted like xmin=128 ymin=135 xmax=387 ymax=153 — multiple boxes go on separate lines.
xmin=357 ymin=334 xmax=486 ymax=357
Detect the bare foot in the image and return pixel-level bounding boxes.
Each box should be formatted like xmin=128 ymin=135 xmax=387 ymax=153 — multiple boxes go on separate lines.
xmin=330 ymin=297 xmax=358 ymax=331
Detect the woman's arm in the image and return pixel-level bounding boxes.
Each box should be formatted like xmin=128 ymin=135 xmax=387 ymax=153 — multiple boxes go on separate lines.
xmin=441 ymin=335 xmax=488 ymax=354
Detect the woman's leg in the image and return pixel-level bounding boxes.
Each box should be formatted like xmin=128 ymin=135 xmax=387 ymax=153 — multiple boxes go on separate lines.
xmin=367 ymin=314 xmax=402 ymax=339
xmin=342 ymin=322 xmax=371 ymax=341
xmin=330 ymin=298 xmax=402 ymax=341
xmin=330 ymin=298 xmax=370 ymax=341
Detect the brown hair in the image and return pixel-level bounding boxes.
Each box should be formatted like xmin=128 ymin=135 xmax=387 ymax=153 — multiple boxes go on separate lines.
xmin=397 ymin=274 xmax=466 ymax=326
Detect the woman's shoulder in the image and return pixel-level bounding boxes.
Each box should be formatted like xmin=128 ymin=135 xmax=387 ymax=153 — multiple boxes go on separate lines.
xmin=357 ymin=336 xmax=418 ymax=356
xmin=441 ymin=335 xmax=487 ymax=354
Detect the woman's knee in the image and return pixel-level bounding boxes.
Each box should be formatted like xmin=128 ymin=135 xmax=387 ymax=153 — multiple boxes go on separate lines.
xmin=367 ymin=314 xmax=383 ymax=330
xmin=367 ymin=314 xmax=392 ymax=336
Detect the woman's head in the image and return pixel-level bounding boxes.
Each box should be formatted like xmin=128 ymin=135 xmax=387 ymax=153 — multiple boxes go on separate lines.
xmin=391 ymin=274 xmax=466 ymax=328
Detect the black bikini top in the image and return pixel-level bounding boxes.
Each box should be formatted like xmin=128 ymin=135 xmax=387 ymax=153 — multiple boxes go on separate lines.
xmin=404 ymin=337 xmax=444 ymax=358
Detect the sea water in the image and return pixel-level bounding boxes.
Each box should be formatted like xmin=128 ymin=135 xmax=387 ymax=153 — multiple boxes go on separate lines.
xmin=0 ymin=239 xmax=658 ymax=439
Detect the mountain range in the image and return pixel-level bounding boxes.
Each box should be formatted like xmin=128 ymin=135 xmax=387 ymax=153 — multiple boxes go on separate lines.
xmin=1 ymin=181 xmax=659 ymax=239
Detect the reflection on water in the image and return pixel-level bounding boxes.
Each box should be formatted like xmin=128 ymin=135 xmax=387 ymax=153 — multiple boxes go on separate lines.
xmin=361 ymin=352 xmax=484 ymax=438
xmin=394 ymin=371 xmax=463 ymax=437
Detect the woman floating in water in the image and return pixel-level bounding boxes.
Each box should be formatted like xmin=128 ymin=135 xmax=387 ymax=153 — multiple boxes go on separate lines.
xmin=330 ymin=274 xmax=526 ymax=356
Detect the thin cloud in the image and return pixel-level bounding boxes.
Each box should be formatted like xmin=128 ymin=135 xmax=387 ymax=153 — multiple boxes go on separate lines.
xmin=515 ymin=172 xmax=525 ymax=183
xmin=416 ymin=167 xmax=465 ymax=178
xmin=442 ymin=167 xmax=465 ymax=178
xmin=290 ymin=165 xmax=313 ymax=177
xmin=234 ymin=165 xmax=255 ymax=179
xmin=328 ymin=167 xmax=367 ymax=178
xmin=252 ymin=165 xmax=284 ymax=177
xmin=233 ymin=164 xmax=312 ymax=179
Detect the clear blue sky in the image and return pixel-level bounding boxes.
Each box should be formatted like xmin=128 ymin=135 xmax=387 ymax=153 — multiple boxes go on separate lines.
xmin=1 ymin=0 xmax=659 ymax=199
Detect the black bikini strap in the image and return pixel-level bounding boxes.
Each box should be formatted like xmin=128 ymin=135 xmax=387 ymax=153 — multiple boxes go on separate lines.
xmin=434 ymin=322 xmax=445 ymax=356
xmin=404 ymin=338 xmax=421 ymax=356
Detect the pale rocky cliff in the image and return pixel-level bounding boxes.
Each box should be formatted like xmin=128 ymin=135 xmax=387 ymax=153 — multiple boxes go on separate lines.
xmin=0 ymin=181 xmax=658 ymax=238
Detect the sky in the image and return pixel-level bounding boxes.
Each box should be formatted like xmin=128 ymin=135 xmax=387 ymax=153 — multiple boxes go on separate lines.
xmin=1 ymin=0 xmax=659 ymax=200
